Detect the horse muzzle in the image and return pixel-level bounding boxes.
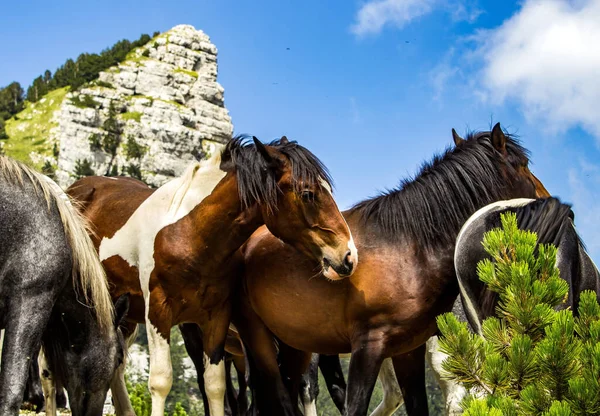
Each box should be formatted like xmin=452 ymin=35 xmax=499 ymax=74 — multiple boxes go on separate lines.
xmin=322 ymin=239 xmax=358 ymax=280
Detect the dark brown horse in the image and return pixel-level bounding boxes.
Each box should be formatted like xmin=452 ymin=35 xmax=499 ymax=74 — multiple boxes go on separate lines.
xmin=66 ymin=136 xmax=357 ymax=416
xmin=229 ymin=123 xmax=549 ymax=416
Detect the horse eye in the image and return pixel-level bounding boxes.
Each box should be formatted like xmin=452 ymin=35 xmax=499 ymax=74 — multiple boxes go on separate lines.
xmin=301 ymin=190 xmax=315 ymax=202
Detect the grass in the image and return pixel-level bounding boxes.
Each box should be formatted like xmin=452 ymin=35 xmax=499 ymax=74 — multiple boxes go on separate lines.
xmin=121 ymin=111 xmax=143 ymax=122
xmin=4 ymin=87 xmax=69 ymax=168
xmin=174 ymin=68 xmax=199 ymax=79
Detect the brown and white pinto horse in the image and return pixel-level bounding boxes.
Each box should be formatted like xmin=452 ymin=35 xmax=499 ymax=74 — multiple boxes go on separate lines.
xmin=66 ymin=136 xmax=357 ymax=416
xmin=230 ymin=123 xmax=549 ymax=416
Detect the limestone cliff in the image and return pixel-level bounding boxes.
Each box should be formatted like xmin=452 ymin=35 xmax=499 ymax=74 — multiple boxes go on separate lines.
xmin=54 ymin=24 xmax=233 ymax=187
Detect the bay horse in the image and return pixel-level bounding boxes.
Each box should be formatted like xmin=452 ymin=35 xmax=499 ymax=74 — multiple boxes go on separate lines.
xmin=0 ymin=156 xmax=128 ymax=415
xmin=66 ymin=135 xmax=357 ymax=416
xmin=228 ymin=123 xmax=549 ymax=416
xmin=315 ymin=197 xmax=600 ymax=416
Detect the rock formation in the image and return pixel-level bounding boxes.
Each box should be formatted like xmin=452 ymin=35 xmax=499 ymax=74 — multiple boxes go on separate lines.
xmin=54 ymin=24 xmax=233 ymax=187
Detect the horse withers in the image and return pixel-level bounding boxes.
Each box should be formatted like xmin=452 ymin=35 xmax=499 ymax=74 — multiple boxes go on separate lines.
xmin=67 ymin=135 xmax=357 ymax=416
xmin=0 ymin=156 xmax=128 ymax=416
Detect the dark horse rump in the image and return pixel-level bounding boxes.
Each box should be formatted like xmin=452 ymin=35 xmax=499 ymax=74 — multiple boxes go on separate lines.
xmin=0 ymin=155 xmax=128 ymax=416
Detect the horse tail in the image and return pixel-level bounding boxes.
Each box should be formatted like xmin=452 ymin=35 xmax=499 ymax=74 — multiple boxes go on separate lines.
xmin=0 ymin=156 xmax=114 ymax=332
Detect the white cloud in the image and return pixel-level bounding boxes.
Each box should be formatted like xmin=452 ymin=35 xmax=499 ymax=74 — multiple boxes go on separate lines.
xmin=351 ymin=0 xmax=481 ymax=36
xmin=351 ymin=0 xmax=435 ymax=36
xmin=473 ymin=0 xmax=600 ymax=141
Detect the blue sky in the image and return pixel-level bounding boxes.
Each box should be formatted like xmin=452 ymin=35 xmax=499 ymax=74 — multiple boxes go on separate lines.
xmin=2 ymin=0 xmax=600 ymax=262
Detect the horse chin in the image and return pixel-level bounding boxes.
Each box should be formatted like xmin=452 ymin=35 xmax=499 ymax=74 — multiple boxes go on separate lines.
xmin=322 ymin=265 xmax=346 ymax=281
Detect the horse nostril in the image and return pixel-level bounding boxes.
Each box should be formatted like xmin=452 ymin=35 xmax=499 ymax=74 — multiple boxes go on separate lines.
xmin=344 ymin=250 xmax=354 ymax=271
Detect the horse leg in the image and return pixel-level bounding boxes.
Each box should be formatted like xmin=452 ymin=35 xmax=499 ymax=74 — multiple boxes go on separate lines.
xmin=277 ymin=341 xmax=311 ymax=416
xmin=392 ymin=344 xmax=428 ymax=416
xmin=225 ymin=356 xmax=237 ymax=416
xmin=0 ymin=303 xmax=50 ymax=415
xmin=371 ymin=358 xmax=403 ymax=416
xmin=200 ymin=306 xmax=232 ymax=416
xmin=179 ymin=323 xmax=213 ymax=414
xmin=110 ymin=322 xmax=138 ymax=416
xmin=232 ymin=353 xmax=248 ymax=416
xmin=233 ymin=304 xmax=296 ymax=415
xmin=318 ymin=354 xmax=347 ymax=413
xmin=426 ymin=336 xmax=466 ymax=415
xmin=146 ymin=302 xmax=174 ymax=416
xmin=38 ymin=349 xmax=57 ymax=416
xmin=344 ymin=341 xmax=385 ymax=416
xmin=299 ymin=353 xmax=320 ymax=416
xmin=23 ymin=348 xmax=45 ymax=412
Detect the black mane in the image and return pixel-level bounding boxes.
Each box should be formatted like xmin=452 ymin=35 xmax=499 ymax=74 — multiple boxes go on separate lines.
xmin=221 ymin=135 xmax=332 ymax=212
xmin=495 ymin=197 xmax=583 ymax=250
xmin=480 ymin=197 xmax=584 ymax=319
xmin=349 ymin=130 xmax=531 ymax=249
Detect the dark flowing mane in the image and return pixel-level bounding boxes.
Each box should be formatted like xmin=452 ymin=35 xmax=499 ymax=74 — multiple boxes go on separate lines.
xmin=349 ymin=130 xmax=531 ymax=249
xmin=495 ymin=197 xmax=583 ymax=251
xmin=221 ymin=135 xmax=333 ymax=212
xmin=480 ymin=197 xmax=583 ymax=318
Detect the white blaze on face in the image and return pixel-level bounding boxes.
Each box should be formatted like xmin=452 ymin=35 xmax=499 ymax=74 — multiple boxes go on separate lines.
xmin=455 ymin=198 xmax=534 ymax=335
xmin=318 ymin=176 xmax=358 ymax=275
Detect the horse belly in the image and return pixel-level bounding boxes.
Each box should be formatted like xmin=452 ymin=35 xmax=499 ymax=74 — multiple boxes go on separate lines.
xmin=246 ymin=268 xmax=351 ymax=355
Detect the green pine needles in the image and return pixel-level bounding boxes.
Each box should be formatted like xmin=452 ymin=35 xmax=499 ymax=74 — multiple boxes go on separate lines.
xmin=437 ymin=211 xmax=600 ymax=415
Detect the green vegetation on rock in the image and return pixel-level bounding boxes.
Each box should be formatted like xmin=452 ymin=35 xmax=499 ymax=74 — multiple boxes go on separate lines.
xmin=4 ymin=87 xmax=68 ymax=167
xmin=121 ymin=111 xmax=142 ymax=123
xmin=69 ymin=93 xmax=100 ymax=109
xmin=174 ymin=68 xmax=199 ymax=79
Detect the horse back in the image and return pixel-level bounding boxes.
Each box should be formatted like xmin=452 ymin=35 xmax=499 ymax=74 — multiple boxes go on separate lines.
xmin=67 ymin=176 xmax=154 ymax=243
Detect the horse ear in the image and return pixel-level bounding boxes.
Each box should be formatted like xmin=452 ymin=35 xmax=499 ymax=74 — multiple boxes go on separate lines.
xmin=253 ymin=136 xmax=272 ymax=163
xmin=280 ymin=135 xmax=289 ymax=144
xmin=113 ymin=293 xmax=130 ymax=328
xmin=452 ymin=128 xmax=464 ymax=146
xmin=491 ymin=122 xmax=506 ymax=153
xmin=253 ymin=136 xmax=283 ymax=170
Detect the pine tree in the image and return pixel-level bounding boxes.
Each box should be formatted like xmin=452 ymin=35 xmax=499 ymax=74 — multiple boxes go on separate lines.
xmin=437 ymin=211 xmax=600 ymax=415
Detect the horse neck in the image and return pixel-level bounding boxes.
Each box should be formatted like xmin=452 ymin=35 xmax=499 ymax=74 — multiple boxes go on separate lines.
xmin=188 ymin=174 xmax=265 ymax=265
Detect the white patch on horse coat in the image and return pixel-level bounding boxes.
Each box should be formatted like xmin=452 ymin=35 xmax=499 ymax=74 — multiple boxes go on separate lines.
xmin=99 ymin=149 xmax=226 ymax=275
xmin=147 ymin=323 xmax=173 ymax=416
xmin=426 ymin=336 xmax=466 ymax=415
xmin=203 ymin=352 xmax=226 ymax=416
xmin=455 ymin=198 xmax=534 ymax=335
xmin=371 ymin=358 xmax=402 ymax=416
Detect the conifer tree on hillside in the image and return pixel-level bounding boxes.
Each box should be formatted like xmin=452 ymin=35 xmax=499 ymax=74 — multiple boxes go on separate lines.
xmin=437 ymin=212 xmax=600 ymax=415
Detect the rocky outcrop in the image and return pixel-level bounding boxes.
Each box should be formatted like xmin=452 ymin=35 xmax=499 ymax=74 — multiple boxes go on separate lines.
xmin=55 ymin=24 xmax=233 ymax=187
